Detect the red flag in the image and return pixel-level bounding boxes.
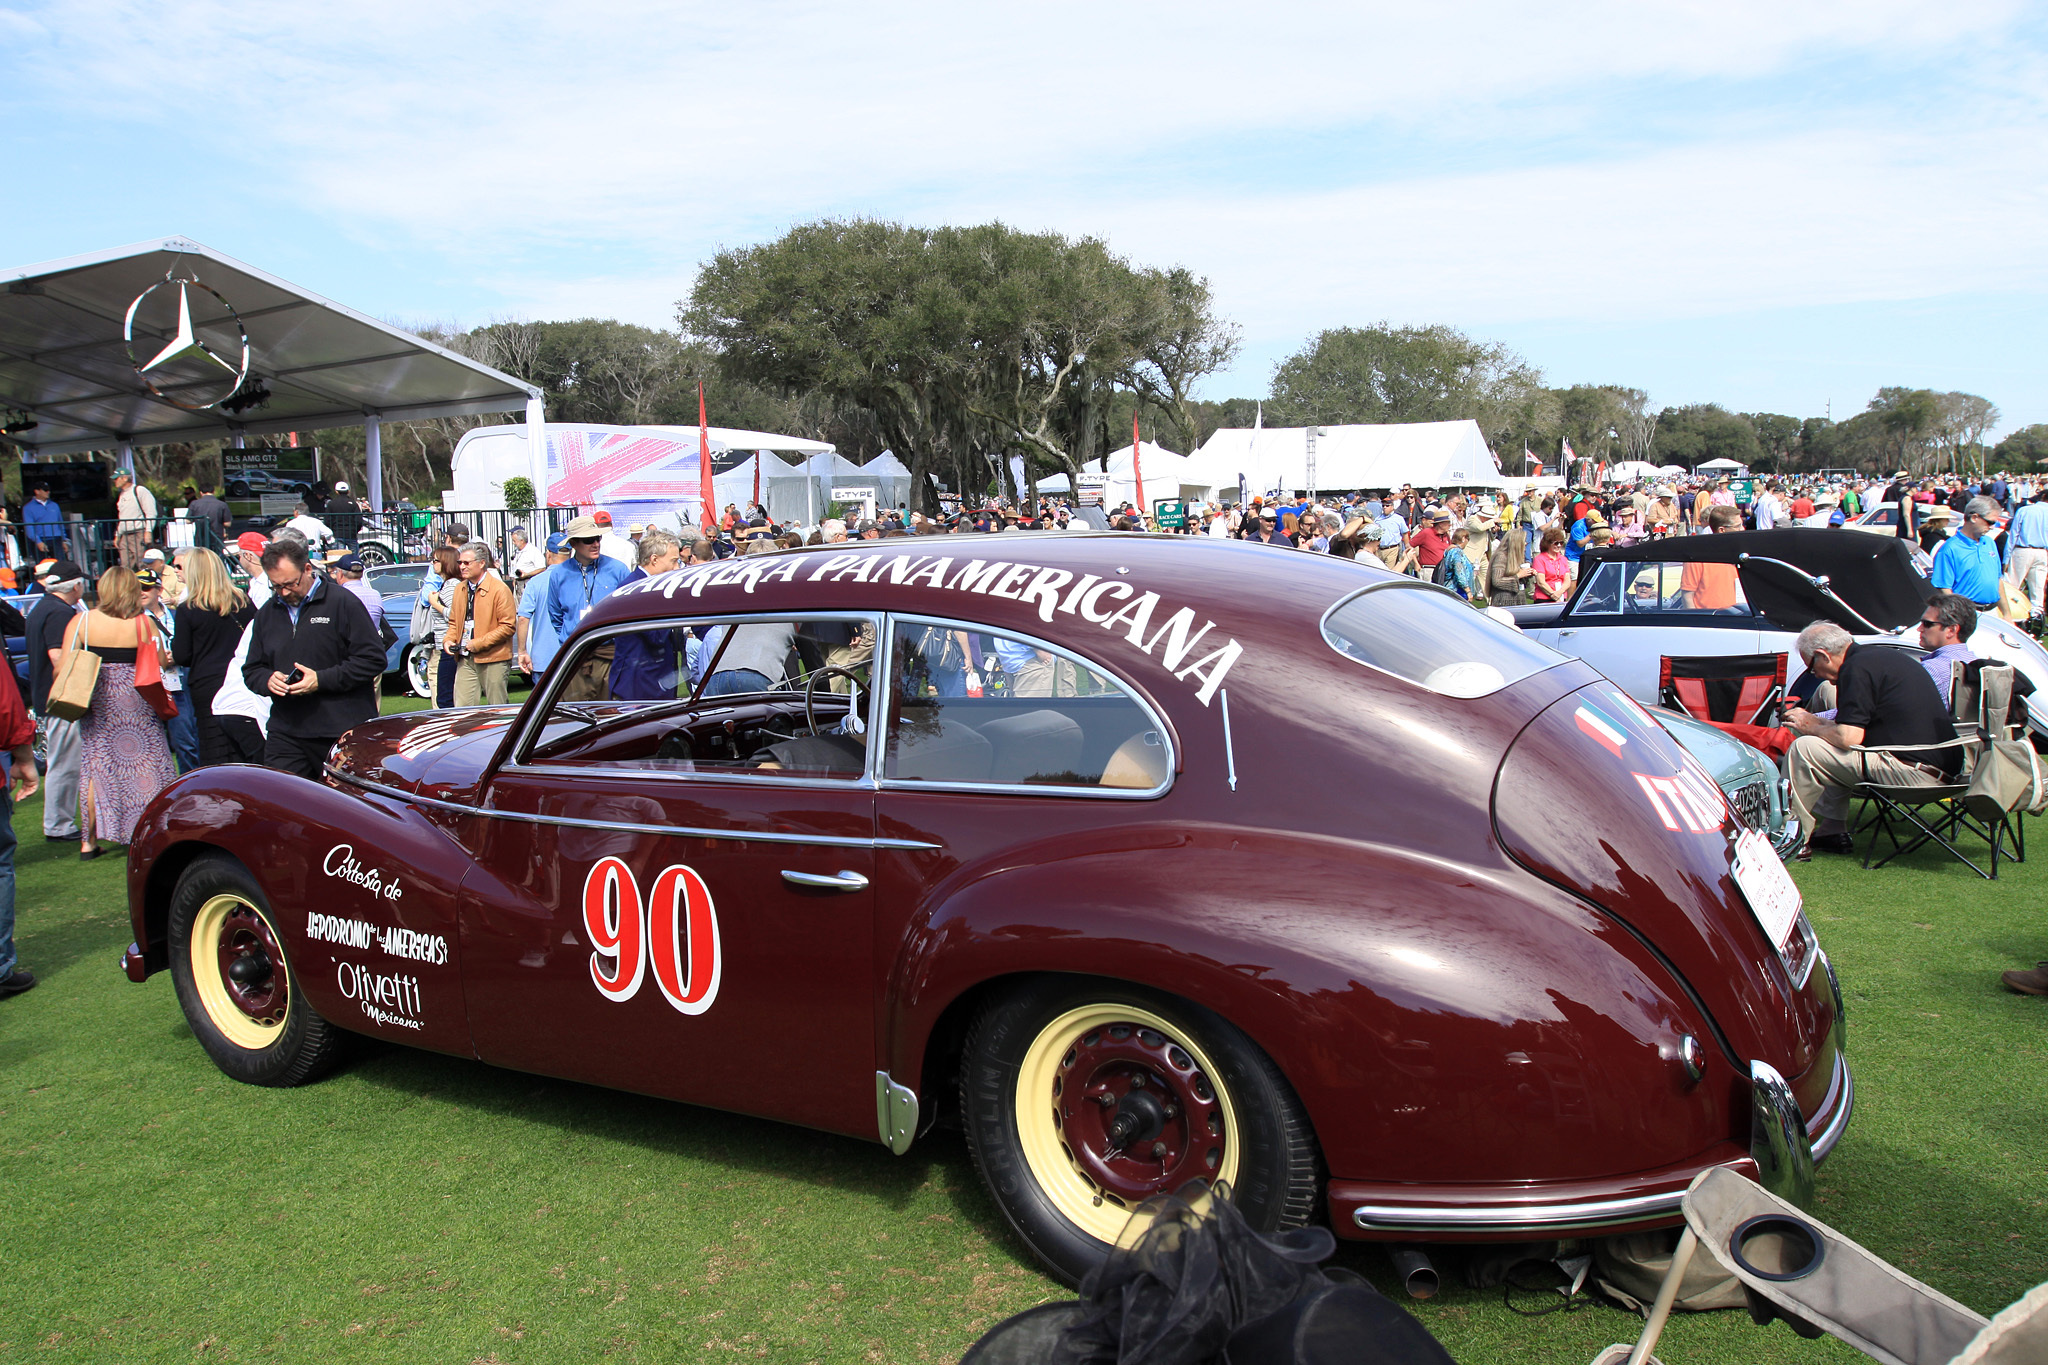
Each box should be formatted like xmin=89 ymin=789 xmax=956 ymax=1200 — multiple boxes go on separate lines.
xmin=1132 ymin=412 xmax=1147 ymax=520
xmin=698 ymin=381 xmax=716 ymax=533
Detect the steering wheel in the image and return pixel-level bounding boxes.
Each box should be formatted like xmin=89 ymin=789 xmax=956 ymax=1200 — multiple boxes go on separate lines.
xmin=804 ymin=666 xmax=864 ymax=736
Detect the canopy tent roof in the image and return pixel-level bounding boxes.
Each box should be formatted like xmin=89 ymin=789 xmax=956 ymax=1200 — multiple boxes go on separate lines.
xmin=1607 ymin=460 xmax=1661 ymax=482
xmin=1696 ymin=457 xmax=1749 ymax=472
xmin=0 ymin=236 xmax=540 ymax=457
xmin=1187 ymin=420 xmax=1506 ymax=495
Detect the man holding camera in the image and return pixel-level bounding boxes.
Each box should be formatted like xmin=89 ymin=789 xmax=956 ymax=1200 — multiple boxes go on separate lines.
xmin=243 ymin=539 xmax=387 ymax=779
xmin=444 ymin=542 xmax=515 ymax=706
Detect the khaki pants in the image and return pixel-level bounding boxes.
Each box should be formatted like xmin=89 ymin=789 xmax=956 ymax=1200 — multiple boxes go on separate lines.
xmin=1008 ymin=655 xmax=1077 ymax=697
xmin=2011 ymin=546 xmax=2047 ymax=618
xmin=118 ymin=530 xmax=147 ymax=568
xmin=455 ymin=658 xmax=510 ymax=706
xmin=1788 ymin=733 xmax=1947 ymax=837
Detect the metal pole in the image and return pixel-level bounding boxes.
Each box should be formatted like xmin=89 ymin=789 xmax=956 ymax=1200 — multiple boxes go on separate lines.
xmin=526 ymin=392 xmax=548 ymax=513
xmin=364 ymin=413 xmax=383 ymax=511
xmin=1625 ymin=1226 xmax=1698 ymax=1365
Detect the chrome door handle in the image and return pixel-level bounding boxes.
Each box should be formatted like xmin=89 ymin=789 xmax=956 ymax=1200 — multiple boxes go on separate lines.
xmin=781 ymin=869 xmax=870 ymax=892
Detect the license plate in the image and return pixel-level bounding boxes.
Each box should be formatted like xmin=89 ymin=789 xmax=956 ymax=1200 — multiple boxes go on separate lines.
xmin=1733 ymin=828 xmax=1803 ymax=950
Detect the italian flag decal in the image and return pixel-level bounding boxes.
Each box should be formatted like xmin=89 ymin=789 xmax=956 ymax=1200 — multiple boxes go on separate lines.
xmin=1575 ymin=700 xmax=1629 ymax=759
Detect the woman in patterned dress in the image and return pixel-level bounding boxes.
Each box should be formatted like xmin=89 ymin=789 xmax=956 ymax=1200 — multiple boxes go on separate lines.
xmin=61 ymin=566 xmax=178 ymax=859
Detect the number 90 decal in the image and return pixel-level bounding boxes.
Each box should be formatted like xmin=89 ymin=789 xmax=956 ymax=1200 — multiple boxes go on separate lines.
xmin=581 ymin=858 xmax=722 ymax=1015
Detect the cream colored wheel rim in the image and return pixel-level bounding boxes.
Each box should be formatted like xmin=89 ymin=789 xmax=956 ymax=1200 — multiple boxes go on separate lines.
xmin=189 ymin=893 xmax=290 ymax=1051
xmin=1014 ymin=1003 xmax=1241 ymax=1244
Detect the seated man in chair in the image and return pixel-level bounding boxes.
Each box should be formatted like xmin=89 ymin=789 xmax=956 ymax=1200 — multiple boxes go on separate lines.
xmin=1784 ymin=621 xmax=1961 ymax=860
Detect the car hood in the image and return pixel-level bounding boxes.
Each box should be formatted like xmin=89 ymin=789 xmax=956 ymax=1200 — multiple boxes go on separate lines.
xmin=328 ymin=707 xmax=522 ymax=804
xmin=1494 ymin=680 xmax=1829 ymax=1080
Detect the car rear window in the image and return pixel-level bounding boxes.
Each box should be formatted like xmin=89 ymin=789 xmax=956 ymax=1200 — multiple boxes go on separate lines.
xmin=1321 ymin=582 xmax=1566 ymax=698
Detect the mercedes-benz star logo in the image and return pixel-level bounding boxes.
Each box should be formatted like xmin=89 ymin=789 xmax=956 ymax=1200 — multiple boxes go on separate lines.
xmin=123 ymin=275 xmax=252 ymax=411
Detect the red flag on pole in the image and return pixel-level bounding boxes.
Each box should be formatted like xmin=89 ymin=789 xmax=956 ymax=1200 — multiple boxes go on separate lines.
xmin=1132 ymin=411 xmax=1147 ymax=522
xmin=698 ymin=381 xmax=716 ymax=533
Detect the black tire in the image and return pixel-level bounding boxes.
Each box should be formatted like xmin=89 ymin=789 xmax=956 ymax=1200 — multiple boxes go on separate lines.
xmin=226 ymin=481 xmax=251 ymax=498
xmin=959 ymin=976 xmax=1321 ymax=1287
xmin=166 ymin=852 xmax=344 ymax=1087
xmin=356 ymin=540 xmax=395 ymax=568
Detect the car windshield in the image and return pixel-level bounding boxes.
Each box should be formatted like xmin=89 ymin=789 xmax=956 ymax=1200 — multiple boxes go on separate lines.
xmin=369 ymin=565 xmax=428 ymax=597
xmin=1321 ymin=582 xmax=1565 ymax=698
xmin=1569 ymin=560 xmax=1754 ymax=617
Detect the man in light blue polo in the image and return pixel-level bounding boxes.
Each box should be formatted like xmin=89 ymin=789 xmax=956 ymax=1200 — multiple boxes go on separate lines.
xmin=516 ymin=532 xmax=572 ymax=681
xmin=1930 ymin=497 xmax=2004 ymax=609
xmin=2004 ymin=489 xmax=2048 ymax=625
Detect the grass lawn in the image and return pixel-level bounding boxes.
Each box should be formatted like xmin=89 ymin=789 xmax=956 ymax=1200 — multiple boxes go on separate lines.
xmin=3 ymin=761 xmax=2043 ymax=1362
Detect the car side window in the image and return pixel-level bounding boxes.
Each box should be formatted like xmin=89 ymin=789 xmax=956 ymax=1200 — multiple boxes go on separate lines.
xmin=883 ymin=619 xmax=1169 ymax=791
xmin=521 ymin=614 xmax=877 ymax=779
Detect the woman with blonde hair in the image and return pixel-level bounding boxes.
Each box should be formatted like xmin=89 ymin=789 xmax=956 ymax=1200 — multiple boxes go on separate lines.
xmin=171 ymin=548 xmax=256 ymax=767
xmin=62 ymin=566 xmax=178 ymax=858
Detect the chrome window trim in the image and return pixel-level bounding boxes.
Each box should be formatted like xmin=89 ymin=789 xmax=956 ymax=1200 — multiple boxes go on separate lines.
xmin=510 ymin=761 xmax=874 ymax=793
xmin=1318 ymin=579 xmax=1570 ymax=698
xmin=504 ymin=608 xmax=884 ymax=776
xmin=326 ymin=766 xmax=937 ymax=850
xmin=875 ymin=610 xmax=1177 ymax=800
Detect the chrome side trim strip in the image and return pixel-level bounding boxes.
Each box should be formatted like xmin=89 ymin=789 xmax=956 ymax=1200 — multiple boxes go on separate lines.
xmin=1352 ymin=1188 xmax=1683 ymax=1232
xmin=324 ymin=767 xmax=941 ymax=851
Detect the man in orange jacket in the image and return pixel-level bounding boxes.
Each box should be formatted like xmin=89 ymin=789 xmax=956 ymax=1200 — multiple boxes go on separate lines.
xmin=445 ymin=542 xmax=517 ymax=706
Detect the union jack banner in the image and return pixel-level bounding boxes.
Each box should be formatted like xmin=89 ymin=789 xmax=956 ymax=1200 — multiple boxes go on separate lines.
xmin=546 ymin=428 xmax=706 ymax=508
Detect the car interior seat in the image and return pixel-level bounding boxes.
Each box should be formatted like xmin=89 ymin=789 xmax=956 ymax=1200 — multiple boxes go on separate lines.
xmin=978 ymin=709 xmax=1086 ymax=785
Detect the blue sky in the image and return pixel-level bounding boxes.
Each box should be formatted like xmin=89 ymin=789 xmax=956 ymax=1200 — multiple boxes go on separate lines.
xmin=4 ymin=0 xmax=2043 ymax=437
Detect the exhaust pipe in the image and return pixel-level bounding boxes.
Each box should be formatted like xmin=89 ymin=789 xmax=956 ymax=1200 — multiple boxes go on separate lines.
xmin=1387 ymin=1245 xmax=1440 ymax=1300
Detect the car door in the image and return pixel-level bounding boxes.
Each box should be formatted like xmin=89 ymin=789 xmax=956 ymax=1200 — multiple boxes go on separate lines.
xmin=459 ymin=611 xmax=886 ymax=1141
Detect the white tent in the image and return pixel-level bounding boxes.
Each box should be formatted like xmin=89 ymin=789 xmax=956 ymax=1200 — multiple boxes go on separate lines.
xmin=1608 ymin=460 xmax=1661 ymax=483
xmin=451 ymin=422 xmax=834 ymax=521
xmin=769 ymin=450 xmax=916 ymax=525
xmin=1656 ymin=464 xmax=1687 ymax=477
xmin=1696 ymin=457 xmax=1748 ymax=473
xmin=1186 ymin=420 xmax=1505 ymax=498
xmin=1007 ymin=441 xmax=1204 ymax=508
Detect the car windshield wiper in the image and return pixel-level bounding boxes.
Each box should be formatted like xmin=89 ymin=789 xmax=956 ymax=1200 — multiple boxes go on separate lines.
xmin=1737 ymin=553 xmax=1887 ymax=635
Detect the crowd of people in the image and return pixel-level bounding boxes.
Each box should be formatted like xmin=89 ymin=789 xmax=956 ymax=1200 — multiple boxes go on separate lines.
xmin=2 ymin=462 xmax=2044 ymax=1003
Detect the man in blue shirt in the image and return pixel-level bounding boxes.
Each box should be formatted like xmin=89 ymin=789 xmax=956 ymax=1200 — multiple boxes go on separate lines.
xmin=1565 ymin=510 xmax=1605 ymax=567
xmin=2004 ymin=489 xmax=2048 ymax=624
xmin=1930 ymin=498 xmax=2004 ymax=608
xmin=517 ymin=532 xmax=571 ymax=680
xmin=545 ymin=514 xmax=633 ymax=645
xmin=22 ymin=484 xmax=66 ymax=561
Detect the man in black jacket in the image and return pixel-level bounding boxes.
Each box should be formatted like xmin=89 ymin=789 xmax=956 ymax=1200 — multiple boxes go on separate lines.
xmin=243 ymin=540 xmax=386 ymax=778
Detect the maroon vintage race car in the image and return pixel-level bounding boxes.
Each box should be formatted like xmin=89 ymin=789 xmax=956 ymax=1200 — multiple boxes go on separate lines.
xmin=122 ymin=533 xmax=1849 ymax=1284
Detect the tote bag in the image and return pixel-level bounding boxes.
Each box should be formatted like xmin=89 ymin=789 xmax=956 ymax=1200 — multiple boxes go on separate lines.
xmin=45 ymin=616 xmax=100 ymax=722
xmin=132 ymin=615 xmax=179 ymax=720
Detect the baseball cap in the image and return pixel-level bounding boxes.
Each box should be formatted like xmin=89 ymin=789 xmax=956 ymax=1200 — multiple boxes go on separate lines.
xmin=141 ymin=547 xmax=167 ymax=563
xmin=545 ymin=532 xmax=571 ymax=553
xmin=235 ymin=531 xmax=269 ymax=555
xmin=334 ymin=480 xmax=350 ymax=492
xmin=592 ymin=510 xmax=614 ymax=527
xmin=333 ymin=553 xmax=366 ymax=572
xmin=37 ymin=559 xmax=85 ymax=586
xmin=563 ymin=515 xmax=602 ymax=540
xmin=133 ymin=569 xmax=162 ymax=590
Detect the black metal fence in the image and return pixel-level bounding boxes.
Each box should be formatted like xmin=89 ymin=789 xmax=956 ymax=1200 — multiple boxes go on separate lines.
xmin=15 ymin=506 xmax=583 ymax=581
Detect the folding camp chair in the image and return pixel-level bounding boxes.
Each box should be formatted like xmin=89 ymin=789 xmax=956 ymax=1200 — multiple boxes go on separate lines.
xmin=1660 ymin=652 xmax=1788 ymax=727
xmin=1851 ymin=664 xmax=2020 ymax=880
xmin=1593 ymin=1167 xmax=2045 ymax=1365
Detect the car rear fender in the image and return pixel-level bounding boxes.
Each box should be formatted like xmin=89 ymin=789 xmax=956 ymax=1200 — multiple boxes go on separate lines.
xmin=879 ymin=825 xmax=1739 ymax=1185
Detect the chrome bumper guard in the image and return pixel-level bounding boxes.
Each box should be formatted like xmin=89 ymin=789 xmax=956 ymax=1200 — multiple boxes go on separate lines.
xmin=1350 ymin=1053 xmax=1851 ymax=1233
